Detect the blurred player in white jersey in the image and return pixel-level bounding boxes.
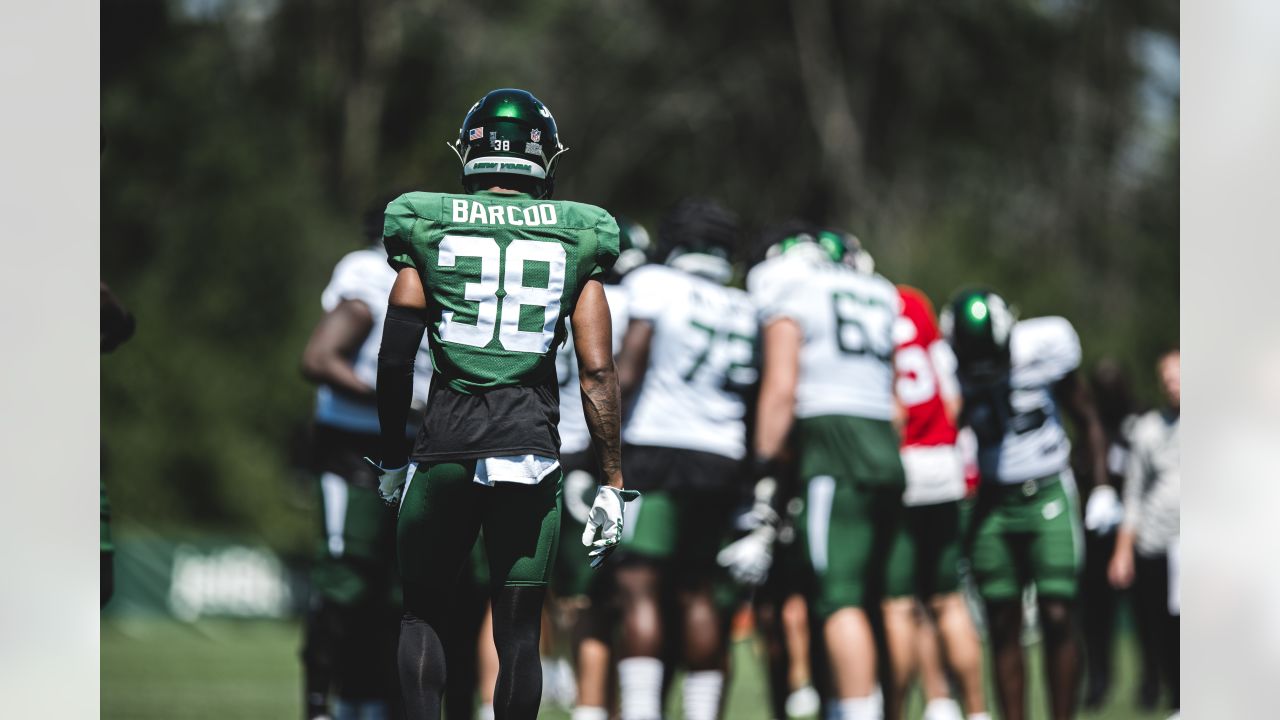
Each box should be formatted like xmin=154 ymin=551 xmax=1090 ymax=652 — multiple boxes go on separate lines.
xmin=611 ymin=199 xmax=759 ymax=720
xmin=744 ymin=225 xmax=905 ymax=720
xmin=883 ymin=285 xmax=988 ymax=720
xmin=941 ymin=288 xmax=1115 ymax=720
xmin=550 ymin=217 xmax=651 ymax=720
xmin=298 ymin=197 xmax=432 ymax=720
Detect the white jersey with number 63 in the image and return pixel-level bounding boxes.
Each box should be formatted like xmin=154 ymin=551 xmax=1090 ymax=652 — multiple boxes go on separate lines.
xmin=622 ymin=264 xmax=759 ymax=460
xmin=748 ymin=245 xmax=899 ymax=421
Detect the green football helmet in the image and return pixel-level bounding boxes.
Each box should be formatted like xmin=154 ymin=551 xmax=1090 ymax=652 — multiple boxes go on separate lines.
xmin=764 ymin=222 xmax=870 ymax=271
xmin=941 ymin=287 xmax=1016 ymax=381
xmin=774 ymin=228 xmax=846 ymax=262
xmin=448 ymin=88 xmax=567 ymax=199
xmin=612 ymin=216 xmax=653 ymax=279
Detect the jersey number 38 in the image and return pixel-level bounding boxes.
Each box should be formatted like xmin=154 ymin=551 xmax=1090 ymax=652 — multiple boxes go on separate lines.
xmin=438 ymin=235 xmax=567 ymax=353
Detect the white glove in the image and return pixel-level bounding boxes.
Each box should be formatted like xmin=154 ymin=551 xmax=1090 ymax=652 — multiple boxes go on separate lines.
xmin=364 ymin=458 xmax=410 ymax=506
xmin=581 ymin=486 xmax=640 ymax=568
xmin=719 ymin=476 xmax=781 ymax=586
xmin=1084 ymin=484 xmax=1124 ymax=532
xmin=717 ymin=524 xmax=777 ymax=586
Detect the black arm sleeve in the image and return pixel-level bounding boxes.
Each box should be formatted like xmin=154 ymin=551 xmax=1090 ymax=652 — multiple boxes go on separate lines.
xmin=376 ymin=305 xmax=428 ymax=466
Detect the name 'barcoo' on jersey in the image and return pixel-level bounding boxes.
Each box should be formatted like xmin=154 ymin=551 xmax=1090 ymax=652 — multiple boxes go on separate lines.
xmin=450 ymin=198 xmax=559 ymax=227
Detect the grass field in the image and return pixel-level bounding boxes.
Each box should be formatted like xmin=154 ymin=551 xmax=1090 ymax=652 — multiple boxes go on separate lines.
xmin=102 ymin=617 xmax=1171 ymax=719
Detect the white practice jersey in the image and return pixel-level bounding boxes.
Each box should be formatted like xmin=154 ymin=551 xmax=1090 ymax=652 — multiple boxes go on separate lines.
xmin=621 ymin=264 xmax=759 ymax=460
xmin=314 ymin=246 xmax=433 ymax=434
xmin=747 ymin=245 xmax=899 ymax=421
xmin=972 ymin=316 xmax=1082 ymax=484
xmin=556 ymin=283 xmax=631 ymax=455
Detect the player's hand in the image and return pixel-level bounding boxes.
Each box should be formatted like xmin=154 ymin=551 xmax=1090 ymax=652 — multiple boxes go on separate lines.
xmin=363 ymin=457 xmax=410 ymax=506
xmin=718 ymin=475 xmax=781 ymax=586
xmin=581 ymin=485 xmax=640 ymax=569
xmin=717 ymin=524 xmax=777 ymax=586
xmin=1108 ymin=545 xmax=1135 ymax=589
xmin=1084 ymin=484 xmax=1124 ymax=533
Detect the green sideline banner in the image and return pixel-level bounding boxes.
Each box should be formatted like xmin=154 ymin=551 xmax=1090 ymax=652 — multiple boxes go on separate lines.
xmin=106 ymin=534 xmax=306 ymax=621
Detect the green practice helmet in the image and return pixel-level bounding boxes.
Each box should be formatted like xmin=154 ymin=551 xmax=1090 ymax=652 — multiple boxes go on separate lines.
xmin=772 ymin=229 xmax=846 ymax=263
xmin=449 ymin=88 xmax=567 ymax=199
xmin=613 ymin=216 xmax=653 ymax=279
xmin=764 ymin=221 xmax=869 ymax=270
xmin=941 ymin=287 xmax=1016 ymax=381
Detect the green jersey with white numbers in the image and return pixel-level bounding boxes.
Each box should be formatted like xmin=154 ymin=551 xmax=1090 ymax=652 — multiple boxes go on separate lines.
xmin=384 ymin=189 xmax=620 ymax=461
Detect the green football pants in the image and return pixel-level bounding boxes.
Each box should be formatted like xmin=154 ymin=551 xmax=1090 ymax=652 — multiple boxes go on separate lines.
xmin=397 ymin=461 xmax=562 ymax=618
xmin=967 ymin=473 xmax=1082 ymax=601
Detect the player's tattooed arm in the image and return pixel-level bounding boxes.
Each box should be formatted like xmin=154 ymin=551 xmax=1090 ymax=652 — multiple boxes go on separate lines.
xmin=375 ymin=268 xmax=429 ymax=467
xmin=572 ymin=279 xmax=624 ymax=489
xmin=1055 ymin=369 xmax=1110 ymax=489
xmin=301 ymin=299 xmax=376 ymax=399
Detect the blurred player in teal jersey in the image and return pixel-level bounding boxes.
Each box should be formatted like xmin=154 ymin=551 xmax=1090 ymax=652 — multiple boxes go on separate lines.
xmin=367 ymin=88 xmax=634 ymax=720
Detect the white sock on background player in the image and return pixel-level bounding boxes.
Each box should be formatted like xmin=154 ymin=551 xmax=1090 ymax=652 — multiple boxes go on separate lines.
xmin=838 ymin=694 xmax=883 ymax=720
xmin=541 ymin=655 xmax=576 ymax=708
xmin=476 ymin=703 xmax=495 ymax=720
xmin=618 ymin=656 xmax=664 ymax=720
xmin=786 ymin=684 xmax=821 ymax=718
xmin=681 ymin=670 xmax=724 ymax=720
xmin=922 ymin=697 xmax=963 ymax=720
xmin=571 ymin=706 xmax=609 ymax=720
xmin=967 ymin=714 xmax=992 ymax=720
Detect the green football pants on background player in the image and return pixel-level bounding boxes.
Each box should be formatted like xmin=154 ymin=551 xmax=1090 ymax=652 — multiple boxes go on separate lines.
xmin=966 ymin=473 xmax=1081 ymax=602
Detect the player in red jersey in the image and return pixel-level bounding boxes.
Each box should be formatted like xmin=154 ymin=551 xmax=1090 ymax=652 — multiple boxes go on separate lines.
xmin=883 ymin=286 xmax=989 ymax=720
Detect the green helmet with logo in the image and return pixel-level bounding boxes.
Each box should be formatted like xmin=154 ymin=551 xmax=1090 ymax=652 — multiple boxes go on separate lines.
xmin=449 ymin=88 xmax=567 ymax=199
xmin=941 ymin=287 xmax=1017 ymax=382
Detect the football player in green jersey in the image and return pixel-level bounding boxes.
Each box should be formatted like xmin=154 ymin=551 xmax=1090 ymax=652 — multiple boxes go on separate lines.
xmin=368 ymin=88 xmax=636 ymax=720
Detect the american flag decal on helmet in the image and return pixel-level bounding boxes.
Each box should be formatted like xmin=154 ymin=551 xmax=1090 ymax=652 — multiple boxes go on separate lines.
xmin=469 ymin=127 xmax=484 ymax=141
